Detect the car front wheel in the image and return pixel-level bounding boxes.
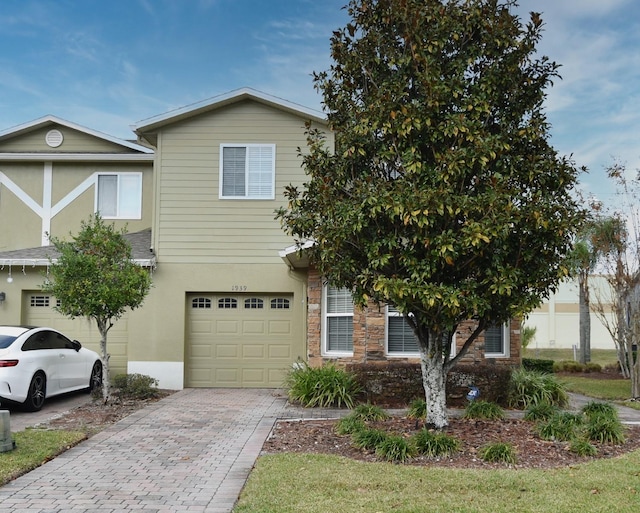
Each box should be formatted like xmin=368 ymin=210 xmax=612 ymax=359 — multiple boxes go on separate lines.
xmin=89 ymin=361 xmax=103 ymax=393
xmin=24 ymin=372 xmax=46 ymax=412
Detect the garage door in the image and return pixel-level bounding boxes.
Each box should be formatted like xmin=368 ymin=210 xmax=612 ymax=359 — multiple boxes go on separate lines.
xmin=186 ymin=293 xmax=298 ymax=387
xmin=22 ymin=291 xmax=129 ymax=375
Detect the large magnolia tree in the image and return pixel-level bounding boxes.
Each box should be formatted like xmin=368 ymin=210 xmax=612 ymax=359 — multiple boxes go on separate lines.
xmin=278 ymin=0 xmax=584 ymax=428
xmin=42 ymin=214 xmax=152 ymax=402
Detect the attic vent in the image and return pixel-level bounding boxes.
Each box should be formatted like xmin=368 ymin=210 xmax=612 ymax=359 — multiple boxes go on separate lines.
xmin=45 ymin=129 xmax=63 ymax=148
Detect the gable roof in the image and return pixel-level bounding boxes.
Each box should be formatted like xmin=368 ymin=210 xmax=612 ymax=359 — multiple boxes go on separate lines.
xmin=132 ymin=87 xmax=327 ymax=146
xmin=0 ymin=229 xmax=156 ymax=269
xmin=0 ymin=115 xmax=154 ymax=161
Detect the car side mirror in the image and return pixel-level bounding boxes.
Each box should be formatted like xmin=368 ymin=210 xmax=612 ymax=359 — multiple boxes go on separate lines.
xmin=72 ymin=340 xmax=82 ymax=352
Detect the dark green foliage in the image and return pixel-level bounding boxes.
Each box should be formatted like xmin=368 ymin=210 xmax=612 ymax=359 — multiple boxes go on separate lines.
xmin=335 ymin=416 xmax=366 ymax=436
xmin=351 ymin=428 xmax=389 ymax=451
xmin=112 ymin=373 xmax=160 ymax=400
xmin=406 ymin=398 xmax=427 ymax=420
xmin=569 ymin=439 xmax=598 ymax=457
xmin=352 ymin=403 xmax=390 ymax=421
xmin=523 ymin=402 xmax=560 ymax=421
xmin=285 ymin=362 xmax=361 ymax=408
xmin=509 ymin=368 xmax=569 ymax=409
xmin=413 ymin=429 xmax=460 ymax=457
xmin=277 ymin=0 xmax=584 ymax=429
xmin=582 ymin=401 xmax=618 ymax=421
xmin=584 ymin=415 xmax=626 ymax=444
xmin=375 ymin=435 xmax=414 ymax=463
xmin=478 ymin=443 xmax=517 ymax=464
xmin=522 ymin=358 xmax=554 ymax=374
xmin=463 ymin=400 xmax=504 ymax=420
xmin=536 ymin=412 xmax=583 ymax=441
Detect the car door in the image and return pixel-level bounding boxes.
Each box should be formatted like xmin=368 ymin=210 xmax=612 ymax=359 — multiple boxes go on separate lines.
xmin=48 ymin=331 xmax=87 ymax=390
xmin=22 ymin=330 xmax=62 ymax=396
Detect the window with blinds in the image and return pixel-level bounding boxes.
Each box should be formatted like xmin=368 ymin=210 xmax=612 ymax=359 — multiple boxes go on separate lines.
xmin=324 ymin=286 xmax=354 ymax=354
xmin=386 ymin=306 xmax=419 ymax=355
xmin=484 ymin=323 xmax=509 ymax=357
xmin=220 ymin=144 xmax=275 ymax=199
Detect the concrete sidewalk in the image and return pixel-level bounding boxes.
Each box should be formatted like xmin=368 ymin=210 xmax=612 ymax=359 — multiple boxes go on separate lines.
xmin=0 ymin=388 xmax=288 ymax=513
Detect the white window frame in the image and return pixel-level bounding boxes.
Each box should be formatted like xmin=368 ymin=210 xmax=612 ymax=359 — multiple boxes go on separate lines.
xmin=219 ymin=144 xmax=275 ymax=200
xmin=96 ymin=172 xmax=142 ymax=219
xmin=484 ymin=322 xmax=510 ymax=358
xmin=385 ymin=306 xmax=420 ymax=357
xmin=322 ymin=285 xmax=354 ymax=356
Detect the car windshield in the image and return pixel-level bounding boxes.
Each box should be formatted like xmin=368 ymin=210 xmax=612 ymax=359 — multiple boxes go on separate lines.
xmin=0 ymin=335 xmax=18 ymax=349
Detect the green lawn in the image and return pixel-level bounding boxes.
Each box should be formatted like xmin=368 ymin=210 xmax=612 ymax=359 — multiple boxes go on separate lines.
xmin=0 ymin=429 xmax=86 ymax=486
xmin=234 ymin=452 xmax=640 ymax=512
xmin=523 ymin=348 xmax=620 ymax=368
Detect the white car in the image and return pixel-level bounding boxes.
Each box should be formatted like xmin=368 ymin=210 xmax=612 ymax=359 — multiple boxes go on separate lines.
xmin=0 ymin=326 xmax=102 ymax=411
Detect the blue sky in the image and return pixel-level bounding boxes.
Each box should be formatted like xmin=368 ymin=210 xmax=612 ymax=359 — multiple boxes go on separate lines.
xmin=1 ymin=0 xmax=638 ymax=205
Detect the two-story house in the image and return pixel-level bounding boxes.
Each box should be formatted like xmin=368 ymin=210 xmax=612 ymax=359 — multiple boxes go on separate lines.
xmin=0 ymin=88 xmax=520 ymax=391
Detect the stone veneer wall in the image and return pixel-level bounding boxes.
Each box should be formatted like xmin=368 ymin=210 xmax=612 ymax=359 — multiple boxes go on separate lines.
xmin=307 ymin=268 xmax=521 ymax=368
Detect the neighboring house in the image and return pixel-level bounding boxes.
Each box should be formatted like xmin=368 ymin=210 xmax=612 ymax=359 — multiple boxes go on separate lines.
xmin=524 ymin=276 xmax=616 ymax=351
xmin=0 ymin=88 xmax=520 ymax=391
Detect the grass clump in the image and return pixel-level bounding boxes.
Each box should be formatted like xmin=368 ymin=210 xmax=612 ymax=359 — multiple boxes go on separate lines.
xmin=569 ymin=439 xmax=598 ymax=457
xmin=478 ymin=442 xmax=517 ymax=464
xmin=509 ymin=368 xmax=568 ymax=409
xmin=536 ymin=412 xmax=583 ymax=441
xmin=406 ymin=398 xmax=427 ymax=420
xmin=582 ymin=401 xmax=618 ymax=420
xmin=463 ymin=400 xmax=504 ymax=420
xmin=584 ymin=415 xmax=626 ymax=444
xmin=524 ymin=402 xmax=560 ymax=421
xmin=285 ymin=362 xmax=361 ymax=408
xmin=413 ymin=429 xmax=460 ymax=457
xmin=375 ymin=435 xmax=414 ymax=463
xmin=351 ymin=428 xmax=388 ymax=451
xmin=335 ymin=416 xmax=365 ymax=436
xmin=351 ymin=403 xmax=390 ymax=421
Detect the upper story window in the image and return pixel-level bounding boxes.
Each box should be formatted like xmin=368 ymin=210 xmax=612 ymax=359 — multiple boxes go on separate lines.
xmin=220 ymin=144 xmax=275 ymax=200
xmin=322 ymin=285 xmax=354 ymax=355
xmin=484 ymin=323 xmax=510 ymax=358
xmin=386 ymin=306 xmax=419 ymax=356
xmin=97 ymin=173 xmax=142 ymax=219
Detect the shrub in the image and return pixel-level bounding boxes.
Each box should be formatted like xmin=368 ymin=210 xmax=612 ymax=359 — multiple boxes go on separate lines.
xmin=335 ymin=416 xmax=366 ymax=436
xmin=413 ymin=429 xmax=460 ymax=457
xmin=536 ymin=412 xmax=583 ymax=441
xmin=478 ymin=442 xmax=517 ymax=464
xmin=351 ymin=428 xmax=388 ymax=451
xmin=463 ymin=400 xmax=504 ymax=420
xmin=523 ymin=402 xmax=560 ymax=421
xmin=569 ymin=439 xmax=598 ymax=457
xmin=553 ymin=360 xmax=584 ymax=373
xmin=406 ymin=398 xmax=427 ymax=420
xmin=509 ymin=368 xmax=568 ymax=409
xmin=584 ymin=415 xmax=626 ymax=444
xmin=112 ymin=373 xmax=160 ymax=400
xmin=585 ymin=362 xmax=602 ymax=373
xmin=285 ymin=362 xmax=361 ymax=408
xmin=521 ymin=325 xmax=537 ymax=350
xmin=582 ymin=401 xmax=618 ymax=421
xmin=522 ymin=358 xmax=554 ymax=374
xmin=375 ymin=434 xmax=414 ymax=463
xmin=352 ymin=403 xmax=390 ymax=421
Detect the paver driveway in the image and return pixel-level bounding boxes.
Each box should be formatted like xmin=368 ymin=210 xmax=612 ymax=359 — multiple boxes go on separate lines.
xmin=0 ymin=388 xmax=287 ymax=513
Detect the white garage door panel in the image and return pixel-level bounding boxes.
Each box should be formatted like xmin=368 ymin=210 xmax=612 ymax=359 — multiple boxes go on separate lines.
xmin=186 ymin=293 xmax=299 ymax=387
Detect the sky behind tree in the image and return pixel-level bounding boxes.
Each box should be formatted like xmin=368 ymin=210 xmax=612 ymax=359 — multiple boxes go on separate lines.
xmin=1 ymin=0 xmax=638 ymax=205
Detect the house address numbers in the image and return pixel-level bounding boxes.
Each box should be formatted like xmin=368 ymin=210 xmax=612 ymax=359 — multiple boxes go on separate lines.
xmin=231 ymin=285 xmax=248 ymax=291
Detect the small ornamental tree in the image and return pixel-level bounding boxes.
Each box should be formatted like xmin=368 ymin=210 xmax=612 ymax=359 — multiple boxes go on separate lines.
xmin=42 ymin=214 xmax=152 ymax=402
xmin=277 ymin=0 xmax=584 ymax=428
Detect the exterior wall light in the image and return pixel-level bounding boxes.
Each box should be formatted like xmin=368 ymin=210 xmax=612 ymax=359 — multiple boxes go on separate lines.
xmin=0 ymin=292 xmax=5 ymax=303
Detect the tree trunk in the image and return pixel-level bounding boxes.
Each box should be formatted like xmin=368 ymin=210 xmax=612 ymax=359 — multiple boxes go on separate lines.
xmin=418 ymin=331 xmax=448 ymax=430
xmin=96 ymin=319 xmax=111 ymax=404
xmin=578 ymin=273 xmax=591 ymax=364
